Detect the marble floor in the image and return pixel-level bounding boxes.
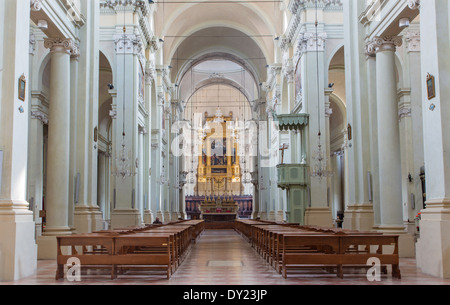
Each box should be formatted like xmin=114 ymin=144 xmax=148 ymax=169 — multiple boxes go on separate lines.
xmin=3 ymin=230 xmax=450 ymax=285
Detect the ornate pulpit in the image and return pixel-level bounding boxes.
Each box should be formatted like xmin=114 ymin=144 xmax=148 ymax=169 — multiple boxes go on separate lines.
xmin=275 ymin=114 xmax=310 ymax=225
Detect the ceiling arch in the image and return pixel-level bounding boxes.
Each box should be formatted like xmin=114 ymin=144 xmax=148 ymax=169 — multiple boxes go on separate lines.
xmin=156 ymin=1 xmax=281 ymax=64
xmin=170 ymin=27 xmax=269 ymax=85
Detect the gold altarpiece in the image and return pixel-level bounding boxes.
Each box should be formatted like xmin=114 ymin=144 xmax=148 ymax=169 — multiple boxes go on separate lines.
xmin=196 ymin=113 xmax=241 ymax=217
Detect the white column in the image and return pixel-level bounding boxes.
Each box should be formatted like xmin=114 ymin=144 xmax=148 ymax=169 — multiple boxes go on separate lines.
xmin=416 ymin=0 xmax=450 ymax=278
xmin=68 ymin=47 xmax=79 ymax=230
xmin=73 ymin=0 xmax=102 ymax=233
xmin=143 ymin=64 xmax=154 ymax=223
xmin=372 ymin=36 xmax=415 ymax=257
xmin=97 ymin=152 xmax=107 ymax=222
xmin=366 ymin=53 xmax=380 ymax=227
xmin=302 ymin=31 xmax=332 ymax=227
xmin=110 ymin=30 xmax=142 ymax=228
xmin=37 ymin=37 xmax=73 ymax=259
xmin=373 ymin=36 xmax=404 ymax=229
xmin=342 ymin=0 xmax=374 ymax=231
xmin=0 ymin=0 xmax=37 ymax=281
xmin=28 ymin=107 xmax=47 ymax=238
xmin=398 ymin=29 xmax=423 ymax=234
xmin=138 ymin=126 xmax=145 ymax=224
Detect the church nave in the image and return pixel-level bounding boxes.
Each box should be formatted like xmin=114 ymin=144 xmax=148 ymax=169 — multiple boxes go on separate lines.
xmin=2 ymin=229 xmax=450 ymax=286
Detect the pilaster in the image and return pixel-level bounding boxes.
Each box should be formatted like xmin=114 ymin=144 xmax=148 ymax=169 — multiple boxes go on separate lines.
xmin=0 ymin=0 xmax=37 ymax=281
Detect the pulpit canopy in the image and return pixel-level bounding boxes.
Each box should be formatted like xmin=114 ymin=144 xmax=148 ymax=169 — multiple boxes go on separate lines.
xmin=274 ymin=114 xmax=309 ymax=131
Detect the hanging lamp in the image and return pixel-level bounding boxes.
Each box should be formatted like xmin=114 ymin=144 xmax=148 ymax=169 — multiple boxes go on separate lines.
xmin=113 ymin=9 xmax=137 ymax=181
xmin=310 ymin=0 xmax=333 ymax=180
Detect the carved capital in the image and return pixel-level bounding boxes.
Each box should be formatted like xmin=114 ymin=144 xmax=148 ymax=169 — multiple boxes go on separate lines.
xmin=31 ymin=110 xmax=49 ymax=125
xmin=30 ymin=0 xmax=43 ymax=11
xmin=408 ymin=0 xmax=421 ymax=10
xmin=299 ymin=32 xmax=327 ymax=53
xmin=44 ymin=38 xmax=75 ymax=55
xmin=114 ymin=33 xmax=143 ymax=55
xmin=372 ymin=36 xmax=403 ymax=53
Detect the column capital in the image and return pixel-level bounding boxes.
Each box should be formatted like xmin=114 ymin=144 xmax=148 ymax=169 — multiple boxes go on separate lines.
xmin=372 ymin=36 xmax=403 ymax=53
xmin=282 ymin=59 xmax=295 ymax=83
xmin=114 ymin=33 xmax=143 ymax=55
xmin=365 ymin=40 xmax=377 ymax=58
xmin=44 ymin=38 xmax=75 ymax=55
xmin=30 ymin=0 xmax=43 ymax=11
xmin=29 ymin=33 xmax=37 ymax=55
xmin=70 ymin=43 xmax=81 ymax=60
xmin=299 ymin=32 xmax=327 ymax=53
xmin=31 ymin=110 xmax=49 ymax=125
xmin=407 ymin=0 xmax=421 ymax=10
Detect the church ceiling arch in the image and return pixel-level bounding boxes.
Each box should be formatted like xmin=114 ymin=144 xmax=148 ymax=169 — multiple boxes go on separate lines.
xmin=168 ymin=26 xmax=269 ymax=87
xmin=184 ymin=83 xmax=253 ymax=125
xmin=185 ymin=77 xmax=253 ymax=107
xmin=175 ymin=52 xmax=260 ymax=105
xmin=156 ymin=0 xmax=281 ymax=65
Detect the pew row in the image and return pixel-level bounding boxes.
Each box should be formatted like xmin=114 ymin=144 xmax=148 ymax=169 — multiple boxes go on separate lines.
xmin=56 ymin=220 xmax=205 ymax=280
xmin=234 ymin=219 xmax=401 ymax=279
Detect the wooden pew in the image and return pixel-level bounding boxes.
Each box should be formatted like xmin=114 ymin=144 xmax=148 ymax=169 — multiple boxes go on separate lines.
xmin=281 ymin=233 xmax=401 ymax=279
xmin=56 ymin=234 xmax=116 ymax=280
xmin=113 ymin=234 xmax=174 ymax=279
xmin=237 ymin=220 xmax=401 ymax=280
xmin=56 ymin=220 xmax=205 ymax=280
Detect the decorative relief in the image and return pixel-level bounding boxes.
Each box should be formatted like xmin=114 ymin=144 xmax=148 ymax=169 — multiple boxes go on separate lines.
xmin=405 ymin=31 xmax=420 ymax=53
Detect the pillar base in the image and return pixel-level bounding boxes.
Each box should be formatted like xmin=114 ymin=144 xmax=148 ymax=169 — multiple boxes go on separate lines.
xmin=37 ymin=226 xmax=72 ymax=260
xmin=171 ymin=212 xmax=181 ymax=221
xmin=416 ymin=198 xmax=450 ymax=278
xmin=375 ymin=225 xmax=416 ymax=258
xmin=155 ymin=211 xmax=164 ymax=222
xmin=259 ymin=211 xmax=268 ymax=221
xmin=73 ymin=205 xmax=105 ymax=234
xmin=267 ymin=211 xmax=276 ymax=221
xmin=143 ymin=210 xmax=154 ymax=224
xmin=110 ymin=209 xmax=142 ymax=229
xmin=275 ymin=211 xmax=285 ymax=222
xmin=343 ymin=203 xmax=374 ymax=231
xmin=163 ymin=211 xmax=172 ymax=223
xmin=0 ymin=204 xmax=38 ymax=281
xmin=251 ymin=211 xmax=260 ymax=220
xmin=305 ymin=207 xmax=333 ymax=227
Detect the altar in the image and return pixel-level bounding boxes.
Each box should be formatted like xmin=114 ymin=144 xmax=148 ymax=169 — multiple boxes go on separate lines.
xmin=199 ymin=195 xmax=239 ymax=229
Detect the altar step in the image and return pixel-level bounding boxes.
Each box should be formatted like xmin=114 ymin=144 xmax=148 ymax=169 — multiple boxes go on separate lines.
xmin=205 ymin=222 xmax=236 ymax=230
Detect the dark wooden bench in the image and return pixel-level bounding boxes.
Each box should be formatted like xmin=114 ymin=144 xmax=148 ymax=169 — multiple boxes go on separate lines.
xmin=281 ymin=234 xmax=401 ymax=279
xmin=56 ymin=220 xmax=205 ymax=280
